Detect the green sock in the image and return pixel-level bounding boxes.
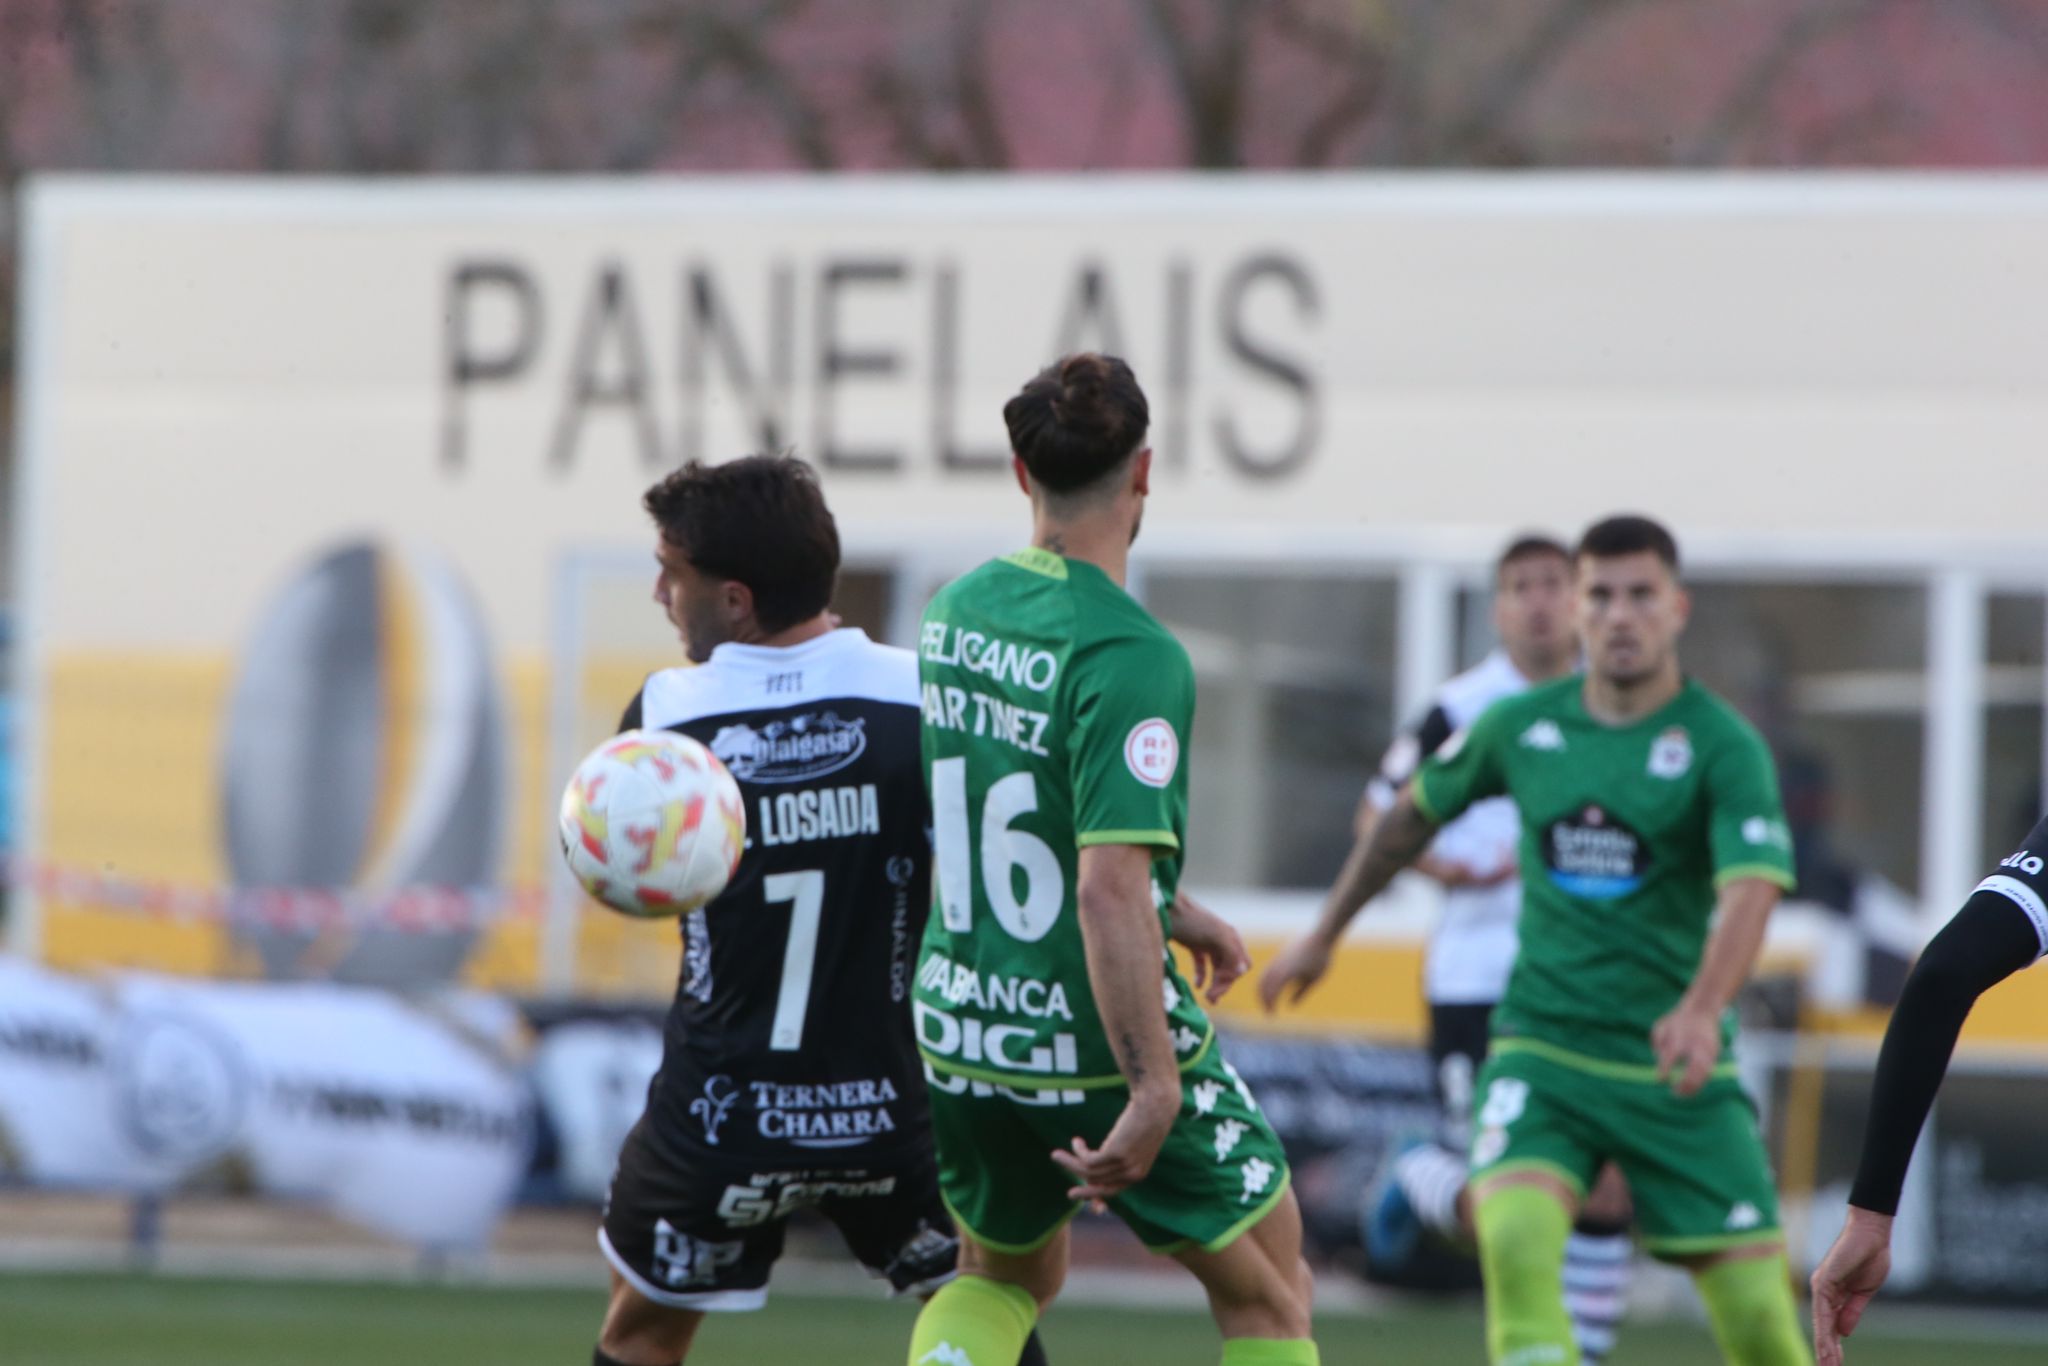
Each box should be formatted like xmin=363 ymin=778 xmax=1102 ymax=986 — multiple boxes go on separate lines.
xmin=908 ymin=1274 xmax=1038 ymax=1366
xmin=1474 ymin=1184 xmax=1577 ymax=1366
xmin=1220 ymin=1337 xmax=1320 ymax=1364
xmin=1695 ymin=1252 xmax=1811 ymax=1366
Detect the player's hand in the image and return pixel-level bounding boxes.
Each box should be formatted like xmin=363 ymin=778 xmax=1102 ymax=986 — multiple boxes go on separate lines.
xmin=1169 ymin=892 xmax=1251 ymax=1004
xmin=1257 ymin=932 xmax=1334 ymax=1014
xmin=1052 ymin=1087 xmax=1177 ymax=1204
xmin=1812 ymin=1206 xmax=1894 ymax=1366
xmin=1650 ymin=1001 xmax=1720 ymax=1097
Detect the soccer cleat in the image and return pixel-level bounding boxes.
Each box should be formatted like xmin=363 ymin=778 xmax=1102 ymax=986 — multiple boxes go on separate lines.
xmin=1363 ymin=1137 xmax=1426 ymax=1269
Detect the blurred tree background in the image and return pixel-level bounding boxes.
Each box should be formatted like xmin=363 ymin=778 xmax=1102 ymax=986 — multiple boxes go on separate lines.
xmin=4 ymin=0 xmax=2047 ymax=467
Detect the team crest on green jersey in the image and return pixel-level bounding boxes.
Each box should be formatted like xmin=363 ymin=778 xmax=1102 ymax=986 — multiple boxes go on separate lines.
xmin=1648 ymin=725 xmax=1693 ymax=779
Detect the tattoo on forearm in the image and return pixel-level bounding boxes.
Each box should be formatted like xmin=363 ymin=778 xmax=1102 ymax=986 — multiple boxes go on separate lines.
xmin=1118 ymin=1029 xmax=1147 ymax=1085
xmin=1362 ymin=800 xmax=1435 ymax=892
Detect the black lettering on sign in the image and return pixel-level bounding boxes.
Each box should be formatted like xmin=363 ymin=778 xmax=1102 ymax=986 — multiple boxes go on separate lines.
xmin=1215 ymin=254 xmax=1319 ymax=479
xmin=816 ymin=259 xmax=906 ymax=471
xmin=932 ymin=262 xmax=1006 ymax=472
xmin=1163 ymin=258 xmax=1194 ymax=472
xmin=443 ymin=261 xmax=542 ymax=471
xmin=550 ymin=261 xmax=661 ymax=471
xmin=1053 ymin=261 xmax=1126 ymax=358
xmin=681 ymin=264 xmax=794 ymax=464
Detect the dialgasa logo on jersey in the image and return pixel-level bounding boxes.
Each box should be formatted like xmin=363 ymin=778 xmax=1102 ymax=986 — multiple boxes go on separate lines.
xmin=709 ymin=712 xmax=867 ymax=783
xmin=1544 ymin=804 xmax=1648 ymax=899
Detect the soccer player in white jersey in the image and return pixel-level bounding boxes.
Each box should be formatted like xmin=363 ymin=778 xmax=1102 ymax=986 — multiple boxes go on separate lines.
xmin=1352 ymin=536 xmax=1634 ymax=1363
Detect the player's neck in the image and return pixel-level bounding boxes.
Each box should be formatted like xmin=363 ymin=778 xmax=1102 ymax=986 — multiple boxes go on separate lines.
xmin=733 ymin=611 xmax=838 ymax=651
xmin=1582 ymin=660 xmax=1682 ymax=725
xmin=1031 ymin=517 xmax=1130 ymax=587
xmin=1507 ymin=643 xmax=1574 ymax=683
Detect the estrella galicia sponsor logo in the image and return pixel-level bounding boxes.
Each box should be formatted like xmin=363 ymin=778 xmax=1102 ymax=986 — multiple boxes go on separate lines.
xmin=2000 ymin=847 xmax=2046 ymax=878
xmin=1544 ymin=805 xmax=1648 ymax=899
xmin=690 ymin=1074 xmax=738 ymax=1145
xmin=114 ymin=1011 xmax=249 ymax=1164
xmin=709 ymin=712 xmax=867 ymax=783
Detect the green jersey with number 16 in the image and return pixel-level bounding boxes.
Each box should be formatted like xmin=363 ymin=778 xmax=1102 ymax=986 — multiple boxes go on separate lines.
xmin=913 ymin=548 xmax=1215 ymax=1090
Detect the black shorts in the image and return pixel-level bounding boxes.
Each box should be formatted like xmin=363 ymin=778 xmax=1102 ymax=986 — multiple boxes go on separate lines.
xmin=1426 ymin=1001 xmax=1496 ymax=1152
xmin=600 ymin=1116 xmax=957 ymax=1311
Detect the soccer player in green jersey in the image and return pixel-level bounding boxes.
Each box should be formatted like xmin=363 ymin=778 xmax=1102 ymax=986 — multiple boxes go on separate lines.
xmin=906 ymin=354 xmax=1318 ymax=1366
xmin=1262 ymin=515 xmax=1808 ymax=1366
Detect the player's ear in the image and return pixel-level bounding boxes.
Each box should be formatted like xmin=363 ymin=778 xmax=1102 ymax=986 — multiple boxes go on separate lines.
xmin=1671 ymin=584 xmax=1692 ymax=633
xmin=1011 ymin=455 xmax=1033 ymax=498
xmin=723 ymin=578 xmax=755 ymax=630
xmin=1130 ymin=446 xmax=1152 ymax=497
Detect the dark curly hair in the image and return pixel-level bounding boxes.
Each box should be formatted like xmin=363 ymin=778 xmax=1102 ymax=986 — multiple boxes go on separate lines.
xmin=642 ymin=454 xmax=839 ymax=633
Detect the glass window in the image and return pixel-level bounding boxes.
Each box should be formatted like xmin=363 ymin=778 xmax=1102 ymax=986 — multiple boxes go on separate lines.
xmin=1143 ymin=571 xmax=1397 ymax=889
xmin=1985 ymin=592 xmax=2045 ymax=868
xmin=1684 ymin=581 xmax=1927 ymax=900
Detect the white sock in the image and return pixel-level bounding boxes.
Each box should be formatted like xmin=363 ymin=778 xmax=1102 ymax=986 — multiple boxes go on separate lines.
xmin=1563 ymin=1229 xmax=1631 ymax=1362
xmin=1392 ymin=1142 xmax=1468 ymax=1238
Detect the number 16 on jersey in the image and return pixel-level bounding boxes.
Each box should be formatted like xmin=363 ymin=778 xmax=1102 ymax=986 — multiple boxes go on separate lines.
xmin=930 ymin=756 xmax=1063 ymax=944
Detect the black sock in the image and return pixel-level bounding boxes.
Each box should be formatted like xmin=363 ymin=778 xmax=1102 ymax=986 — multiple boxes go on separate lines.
xmin=1017 ymin=1326 xmax=1050 ymax=1366
xmin=594 ymin=1349 xmax=675 ymax=1366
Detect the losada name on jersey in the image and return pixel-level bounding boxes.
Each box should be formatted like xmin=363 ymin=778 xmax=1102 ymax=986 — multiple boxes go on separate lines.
xmin=753 ymin=784 xmax=882 ymax=846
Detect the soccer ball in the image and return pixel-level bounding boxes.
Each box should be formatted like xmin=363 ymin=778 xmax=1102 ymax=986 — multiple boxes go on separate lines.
xmin=558 ymin=730 xmax=746 ymax=918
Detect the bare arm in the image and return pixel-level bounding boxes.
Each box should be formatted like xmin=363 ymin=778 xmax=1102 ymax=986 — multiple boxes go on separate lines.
xmin=1167 ymin=890 xmax=1251 ymax=1003
xmin=1051 ymin=843 xmax=1179 ymax=1199
xmin=1312 ymin=791 xmax=1438 ymax=946
xmin=1652 ymin=876 xmax=1782 ymax=1095
xmin=1258 ymin=791 xmax=1438 ymax=1011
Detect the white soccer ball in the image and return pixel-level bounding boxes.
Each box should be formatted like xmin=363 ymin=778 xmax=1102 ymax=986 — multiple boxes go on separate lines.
xmin=558 ymin=729 xmax=746 ymax=918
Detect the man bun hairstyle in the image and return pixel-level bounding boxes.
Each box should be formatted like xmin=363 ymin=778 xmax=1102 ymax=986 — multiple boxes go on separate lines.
xmin=1576 ymin=514 xmax=1680 ymax=572
xmin=643 ymin=454 xmax=840 ymax=634
xmin=1003 ymin=353 xmax=1150 ymax=494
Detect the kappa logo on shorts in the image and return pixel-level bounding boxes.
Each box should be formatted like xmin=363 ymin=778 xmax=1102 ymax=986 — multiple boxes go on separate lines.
xmin=1213 ymin=1118 xmax=1249 ymax=1161
xmin=919 ymin=1345 xmax=977 ymax=1366
xmin=1123 ymin=718 xmax=1179 ymax=788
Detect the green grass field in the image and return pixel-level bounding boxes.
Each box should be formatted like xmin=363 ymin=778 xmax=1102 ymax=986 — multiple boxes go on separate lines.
xmin=1 ymin=1271 xmax=2039 ymax=1365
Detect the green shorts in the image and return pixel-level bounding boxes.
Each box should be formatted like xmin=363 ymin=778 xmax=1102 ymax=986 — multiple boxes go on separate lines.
xmin=1470 ymin=1041 xmax=1783 ymax=1257
xmin=924 ymin=1041 xmax=1291 ymax=1256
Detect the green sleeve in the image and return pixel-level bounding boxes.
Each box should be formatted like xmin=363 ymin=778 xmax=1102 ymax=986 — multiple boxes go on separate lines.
xmin=1068 ymin=634 xmax=1192 ymax=853
xmin=1411 ymin=701 xmax=1510 ymax=826
xmin=1707 ymin=725 xmax=1797 ymax=890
